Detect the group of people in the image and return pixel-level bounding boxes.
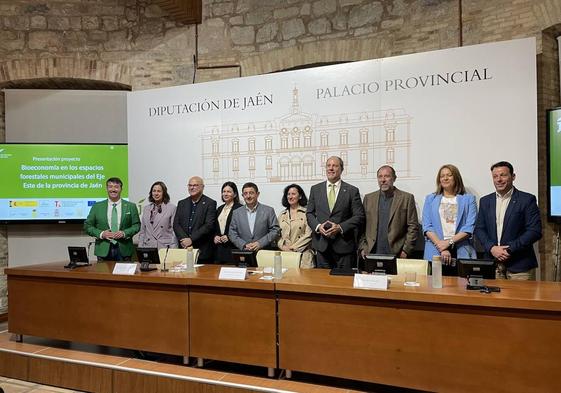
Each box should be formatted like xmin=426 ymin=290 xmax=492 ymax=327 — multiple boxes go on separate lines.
xmin=84 ymin=157 xmax=542 ymax=280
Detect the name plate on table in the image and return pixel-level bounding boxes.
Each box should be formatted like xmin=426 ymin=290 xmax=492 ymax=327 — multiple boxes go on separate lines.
xmin=353 ymin=273 xmax=389 ymax=290
xmin=112 ymin=263 xmax=137 ymax=275
xmin=218 ymin=267 xmax=247 ymax=280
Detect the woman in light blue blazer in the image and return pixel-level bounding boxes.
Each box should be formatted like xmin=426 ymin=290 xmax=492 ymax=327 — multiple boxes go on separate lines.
xmin=422 ymin=164 xmax=477 ymax=264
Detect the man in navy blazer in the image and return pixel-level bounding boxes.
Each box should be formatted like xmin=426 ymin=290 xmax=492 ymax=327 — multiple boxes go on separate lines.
xmin=307 ymin=156 xmax=365 ymax=269
xmin=229 ymin=182 xmax=280 ymax=251
xmin=475 ymin=161 xmax=542 ymax=280
xmin=173 ymin=176 xmax=217 ymax=263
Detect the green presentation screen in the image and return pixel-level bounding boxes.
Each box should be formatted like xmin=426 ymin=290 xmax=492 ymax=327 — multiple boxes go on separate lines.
xmin=547 ymin=108 xmax=561 ymax=221
xmin=0 ymin=144 xmax=128 ymax=222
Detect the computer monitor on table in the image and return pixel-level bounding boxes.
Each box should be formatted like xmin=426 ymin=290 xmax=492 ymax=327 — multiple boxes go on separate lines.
xmin=65 ymin=246 xmax=90 ymax=269
xmin=457 ymin=259 xmax=496 ymax=289
xmin=231 ymin=250 xmax=257 ymax=268
xmin=136 ymin=247 xmax=160 ymax=272
xmin=364 ymin=254 xmax=397 ymax=275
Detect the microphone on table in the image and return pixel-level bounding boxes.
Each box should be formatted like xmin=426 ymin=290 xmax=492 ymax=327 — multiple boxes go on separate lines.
xmin=86 ymin=240 xmax=94 ymax=261
xmin=161 ymin=245 xmax=170 ymax=272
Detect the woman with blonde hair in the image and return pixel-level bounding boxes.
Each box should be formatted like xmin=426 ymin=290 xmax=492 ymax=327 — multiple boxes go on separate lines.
xmin=422 ymin=164 xmax=477 ymax=264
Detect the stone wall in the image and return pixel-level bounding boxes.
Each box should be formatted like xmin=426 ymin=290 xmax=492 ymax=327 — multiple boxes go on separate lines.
xmin=199 ymin=0 xmax=461 ymax=73
xmin=2 ymin=1 xmax=560 ymax=85
xmin=0 ymin=0 xmax=195 ymax=89
xmin=0 ymin=0 xmax=560 ymax=306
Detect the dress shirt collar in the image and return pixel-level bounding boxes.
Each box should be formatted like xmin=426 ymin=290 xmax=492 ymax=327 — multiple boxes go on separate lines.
xmin=245 ymin=202 xmax=259 ymax=213
xmin=496 ymin=187 xmax=514 ymax=200
xmin=326 ymin=179 xmax=342 ymax=189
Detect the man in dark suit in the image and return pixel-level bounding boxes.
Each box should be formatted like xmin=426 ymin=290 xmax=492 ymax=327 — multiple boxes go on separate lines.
xmin=84 ymin=177 xmax=140 ymax=261
xmin=229 ymin=182 xmax=280 ymax=251
xmin=475 ymin=161 xmax=542 ymax=280
xmin=173 ymin=176 xmax=217 ymax=263
xmin=359 ymin=165 xmax=418 ymax=258
xmin=307 ymin=156 xmax=365 ymax=269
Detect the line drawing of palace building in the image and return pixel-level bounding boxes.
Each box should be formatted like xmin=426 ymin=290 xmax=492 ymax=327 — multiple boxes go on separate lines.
xmin=200 ymin=87 xmax=413 ymax=185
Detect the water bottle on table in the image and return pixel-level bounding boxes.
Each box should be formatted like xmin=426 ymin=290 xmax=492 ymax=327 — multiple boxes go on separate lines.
xmin=273 ymin=251 xmax=283 ymax=279
xmin=432 ymin=255 xmax=442 ymax=288
xmin=186 ymin=247 xmax=195 ymax=273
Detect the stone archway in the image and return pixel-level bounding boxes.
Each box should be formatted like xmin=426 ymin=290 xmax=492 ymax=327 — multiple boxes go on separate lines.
xmin=0 ymin=58 xmax=132 ymax=89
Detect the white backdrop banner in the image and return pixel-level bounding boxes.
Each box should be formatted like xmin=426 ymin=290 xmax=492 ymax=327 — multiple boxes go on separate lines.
xmin=128 ymin=38 xmax=537 ymax=214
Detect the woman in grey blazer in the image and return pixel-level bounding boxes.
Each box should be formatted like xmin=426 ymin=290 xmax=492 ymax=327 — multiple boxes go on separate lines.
xmin=138 ymin=181 xmax=177 ymax=248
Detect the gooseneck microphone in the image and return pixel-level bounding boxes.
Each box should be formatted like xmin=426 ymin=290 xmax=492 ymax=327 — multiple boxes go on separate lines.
xmin=161 ymin=245 xmax=170 ymax=272
xmin=86 ymin=240 xmax=94 ymax=262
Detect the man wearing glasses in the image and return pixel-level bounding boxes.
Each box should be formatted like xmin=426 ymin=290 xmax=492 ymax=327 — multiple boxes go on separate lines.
xmin=173 ymin=176 xmax=217 ymax=263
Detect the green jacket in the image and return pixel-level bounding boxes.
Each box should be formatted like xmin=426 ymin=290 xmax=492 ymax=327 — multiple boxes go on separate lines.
xmin=84 ymin=199 xmax=140 ymax=258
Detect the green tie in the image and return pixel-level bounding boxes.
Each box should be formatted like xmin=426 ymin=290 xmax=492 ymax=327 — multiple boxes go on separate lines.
xmin=328 ymin=184 xmax=336 ymax=211
xmin=111 ymin=203 xmax=118 ymax=232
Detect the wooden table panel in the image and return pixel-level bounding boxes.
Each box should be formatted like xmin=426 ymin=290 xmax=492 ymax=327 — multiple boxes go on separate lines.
xmin=188 ymin=266 xmax=277 ymax=368
xmin=190 ymin=288 xmax=276 ymax=368
xmin=7 ymin=262 xmax=189 ymax=356
xmin=277 ymin=270 xmax=561 ymax=392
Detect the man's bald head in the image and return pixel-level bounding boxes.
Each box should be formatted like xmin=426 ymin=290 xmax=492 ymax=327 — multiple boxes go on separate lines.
xmin=188 ymin=176 xmax=205 ymax=201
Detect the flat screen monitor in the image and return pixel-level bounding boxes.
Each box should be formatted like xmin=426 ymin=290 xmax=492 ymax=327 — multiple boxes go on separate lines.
xmin=136 ymin=247 xmax=160 ymax=272
xmin=231 ymin=250 xmax=257 ymax=267
xmin=67 ymin=246 xmax=88 ymax=262
xmin=457 ymin=259 xmax=496 ymax=279
xmin=65 ymin=246 xmax=90 ymax=269
xmin=546 ymin=107 xmax=561 ymax=222
xmin=0 ymin=143 xmax=128 ymax=223
xmin=364 ymin=254 xmax=397 ymax=275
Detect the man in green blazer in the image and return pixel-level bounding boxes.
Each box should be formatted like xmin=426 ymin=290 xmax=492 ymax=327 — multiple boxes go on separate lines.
xmin=84 ymin=177 xmax=140 ymax=260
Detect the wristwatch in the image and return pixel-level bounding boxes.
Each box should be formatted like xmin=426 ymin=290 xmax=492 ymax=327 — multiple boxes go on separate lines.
xmin=448 ymin=239 xmax=455 ymax=248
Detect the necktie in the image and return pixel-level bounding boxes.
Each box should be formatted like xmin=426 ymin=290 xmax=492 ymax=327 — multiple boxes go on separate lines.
xmin=328 ymin=184 xmax=336 ymax=211
xmin=111 ymin=203 xmax=118 ymax=232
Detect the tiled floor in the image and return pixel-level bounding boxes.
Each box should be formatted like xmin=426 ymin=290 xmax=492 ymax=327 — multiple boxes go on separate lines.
xmin=0 ymin=376 xmax=83 ymax=393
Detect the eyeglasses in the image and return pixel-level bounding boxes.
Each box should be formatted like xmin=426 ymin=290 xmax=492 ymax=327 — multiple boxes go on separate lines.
xmin=188 ymin=184 xmax=202 ymax=188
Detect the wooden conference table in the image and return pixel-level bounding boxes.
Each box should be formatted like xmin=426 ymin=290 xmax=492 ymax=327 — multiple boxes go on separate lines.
xmin=5 ymin=262 xmax=276 ymax=370
xmin=6 ymin=262 xmax=561 ymax=392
